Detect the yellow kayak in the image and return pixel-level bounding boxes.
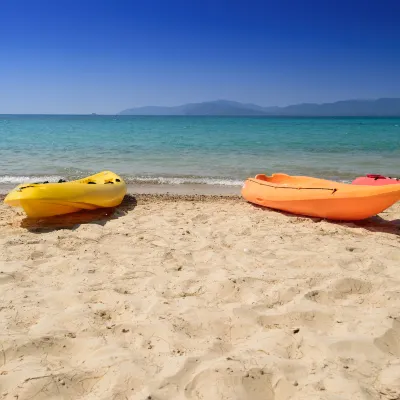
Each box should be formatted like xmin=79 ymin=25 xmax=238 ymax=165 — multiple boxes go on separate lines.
xmin=4 ymin=171 xmax=127 ymax=218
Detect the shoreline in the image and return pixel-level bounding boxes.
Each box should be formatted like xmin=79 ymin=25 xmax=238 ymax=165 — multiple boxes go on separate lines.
xmin=0 ymin=182 xmax=242 ymax=196
xmin=0 ymin=192 xmax=398 ymax=236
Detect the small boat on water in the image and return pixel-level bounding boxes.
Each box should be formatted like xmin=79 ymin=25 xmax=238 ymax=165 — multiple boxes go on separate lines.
xmin=242 ymin=173 xmax=400 ymax=221
xmin=352 ymin=174 xmax=400 ymax=186
xmin=4 ymin=171 xmax=126 ymax=218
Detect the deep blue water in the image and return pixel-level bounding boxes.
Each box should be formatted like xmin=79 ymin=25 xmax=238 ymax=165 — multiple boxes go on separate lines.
xmin=0 ymin=115 xmax=399 ymax=185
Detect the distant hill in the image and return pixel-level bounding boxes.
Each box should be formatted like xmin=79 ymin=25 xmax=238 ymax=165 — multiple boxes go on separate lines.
xmin=118 ymin=98 xmax=400 ymax=116
xmin=118 ymin=100 xmax=270 ymax=116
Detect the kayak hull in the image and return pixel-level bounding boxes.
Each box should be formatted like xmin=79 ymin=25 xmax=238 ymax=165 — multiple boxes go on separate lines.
xmin=4 ymin=171 xmax=127 ymax=218
xmin=242 ymin=173 xmax=400 ymax=221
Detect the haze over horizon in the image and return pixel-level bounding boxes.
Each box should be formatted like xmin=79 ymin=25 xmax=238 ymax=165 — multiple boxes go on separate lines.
xmin=1 ymin=0 xmax=399 ymax=114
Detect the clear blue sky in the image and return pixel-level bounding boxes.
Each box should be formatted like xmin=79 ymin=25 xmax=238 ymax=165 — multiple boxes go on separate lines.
xmin=1 ymin=0 xmax=399 ymax=114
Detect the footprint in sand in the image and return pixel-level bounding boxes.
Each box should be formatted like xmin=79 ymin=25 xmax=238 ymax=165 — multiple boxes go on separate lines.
xmin=331 ymin=278 xmax=373 ymax=299
xmin=304 ymin=277 xmax=373 ymax=305
xmin=374 ymin=318 xmax=400 ymax=357
xmin=258 ymin=309 xmax=334 ymax=333
xmin=183 ymin=365 xmax=294 ymax=400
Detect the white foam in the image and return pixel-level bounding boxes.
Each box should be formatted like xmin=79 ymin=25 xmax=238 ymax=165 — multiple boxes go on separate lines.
xmin=130 ymin=176 xmax=244 ymax=186
xmin=0 ymin=175 xmax=65 ymax=184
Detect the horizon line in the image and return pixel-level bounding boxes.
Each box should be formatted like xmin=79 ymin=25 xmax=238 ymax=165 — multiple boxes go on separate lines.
xmin=2 ymin=96 xmax=400 ymax=116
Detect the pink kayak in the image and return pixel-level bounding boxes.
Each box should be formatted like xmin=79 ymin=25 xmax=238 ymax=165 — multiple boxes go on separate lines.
xmin=352 ymin=174 xmax=400 ymax=186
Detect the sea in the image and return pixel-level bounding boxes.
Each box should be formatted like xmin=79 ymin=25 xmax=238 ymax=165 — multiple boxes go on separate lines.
xmin=0 ymin=115 xmax=399 ymax=186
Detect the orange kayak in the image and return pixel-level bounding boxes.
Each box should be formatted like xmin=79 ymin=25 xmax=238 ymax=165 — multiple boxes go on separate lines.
xmin=242 ymin=173 xmax=400 ymax=221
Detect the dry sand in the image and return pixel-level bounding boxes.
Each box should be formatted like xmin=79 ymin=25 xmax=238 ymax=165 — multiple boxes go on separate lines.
xmin=0 ymin=193 xmax=399 ymax=400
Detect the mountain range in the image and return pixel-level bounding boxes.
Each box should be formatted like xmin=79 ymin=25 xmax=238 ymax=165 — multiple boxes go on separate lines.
xmin=118 ymin=98 xmax=400 ymax=116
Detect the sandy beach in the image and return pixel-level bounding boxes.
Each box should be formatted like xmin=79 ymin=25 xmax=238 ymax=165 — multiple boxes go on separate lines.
xmin=0 ymin=191 xmax=399 ymax=400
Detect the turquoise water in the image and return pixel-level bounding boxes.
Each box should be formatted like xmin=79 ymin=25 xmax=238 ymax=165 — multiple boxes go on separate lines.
xmin=0 ymin=115 xmax=399 ymax=185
